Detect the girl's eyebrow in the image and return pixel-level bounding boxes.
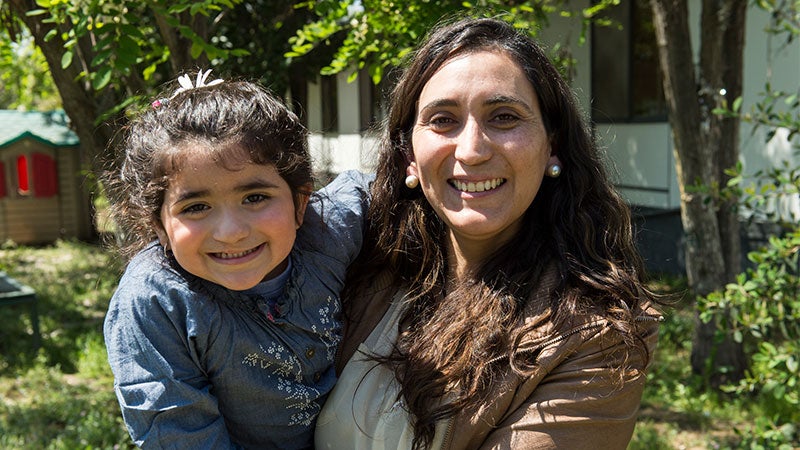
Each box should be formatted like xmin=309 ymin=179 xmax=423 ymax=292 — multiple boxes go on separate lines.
xmin=170 ymin=188 xmax=209 ymax=205
xmin=234 ymin=180 xmax=281 ymax=193
xmin=170 ymin=179 xmax=281 ymax=205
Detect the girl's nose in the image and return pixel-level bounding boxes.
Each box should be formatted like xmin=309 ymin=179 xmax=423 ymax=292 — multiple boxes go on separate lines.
xmin=453 ymin=118 xmax=492 ymax=165
xmin=213 ymin=209 xmax=249 ymax=243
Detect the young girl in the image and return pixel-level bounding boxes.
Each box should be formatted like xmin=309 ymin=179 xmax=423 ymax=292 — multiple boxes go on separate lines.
xmin=102 ymin=71 xmax=369 ymax=449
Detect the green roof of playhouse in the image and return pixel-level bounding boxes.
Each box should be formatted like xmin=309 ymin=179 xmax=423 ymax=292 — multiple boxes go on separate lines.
xmin=0 ymin=110 xmax=79 ymax=149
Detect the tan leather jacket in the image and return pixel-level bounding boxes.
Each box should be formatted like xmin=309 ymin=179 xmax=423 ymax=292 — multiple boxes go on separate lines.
xmin=335 ymin=266 xmax=662 ymax=450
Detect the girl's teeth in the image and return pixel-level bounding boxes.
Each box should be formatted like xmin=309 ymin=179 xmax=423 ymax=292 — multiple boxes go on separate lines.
xmin=217 ymin=248 xmax=256 ymax=259
xmin=453 ymin=178 xmax=504 ymax=192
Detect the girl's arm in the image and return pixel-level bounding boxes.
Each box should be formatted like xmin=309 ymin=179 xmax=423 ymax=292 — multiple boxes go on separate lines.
xmin=104 ymin=270 xmax=242 ymax=450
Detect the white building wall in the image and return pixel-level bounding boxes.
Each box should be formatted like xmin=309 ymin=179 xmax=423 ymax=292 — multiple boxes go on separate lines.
xmin=307 ymin=72 xmax=379 ymax=175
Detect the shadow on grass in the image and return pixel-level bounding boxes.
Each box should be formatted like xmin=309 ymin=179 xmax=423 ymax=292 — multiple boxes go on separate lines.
xmin=0 ymin=240 xmax=123 ymax=375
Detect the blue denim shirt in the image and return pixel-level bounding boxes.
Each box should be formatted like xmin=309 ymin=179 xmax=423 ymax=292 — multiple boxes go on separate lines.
xmin=104 ymin=171 xmax=371 ymax=449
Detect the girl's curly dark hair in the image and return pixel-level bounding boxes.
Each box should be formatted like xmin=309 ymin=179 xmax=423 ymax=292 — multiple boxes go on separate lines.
xmin=102 ymin=76 xmax=312 ymax=260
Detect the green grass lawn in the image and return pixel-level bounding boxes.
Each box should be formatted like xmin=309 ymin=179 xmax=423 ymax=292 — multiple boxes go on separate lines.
xmin=0 ymin=240 xmax=134 ymax=450
xmin=0 ymin=240 xmax=765 ymax=449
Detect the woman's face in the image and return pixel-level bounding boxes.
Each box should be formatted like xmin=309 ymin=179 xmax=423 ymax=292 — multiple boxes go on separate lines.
xmin=409 ymin=50 xmax=557 ymax=268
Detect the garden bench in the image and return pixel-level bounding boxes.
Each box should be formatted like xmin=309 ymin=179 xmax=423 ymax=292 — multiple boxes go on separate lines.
xmin=0 ymin=271 xmax=40 ymax=350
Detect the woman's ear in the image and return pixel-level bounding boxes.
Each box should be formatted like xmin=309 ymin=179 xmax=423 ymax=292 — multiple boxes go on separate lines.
xmin=406 ymin=161 xmax=419 ymax=178
xmin=294 ymin=183 xmax=313 ymax=228
xmin=545 ymin=154 xmax=563 ymax=178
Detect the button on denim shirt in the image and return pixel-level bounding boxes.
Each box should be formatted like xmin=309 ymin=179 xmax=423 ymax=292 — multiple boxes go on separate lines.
xmin=104 ymin=171 xmax=371 ymax=449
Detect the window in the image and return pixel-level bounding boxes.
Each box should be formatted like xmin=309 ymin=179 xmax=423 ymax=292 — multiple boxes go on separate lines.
xmin=358 ymin=69 xmax=386 ymax=132
xmin=16 ymin=155 xmax=30 ymax=195
xmin=591 ymin=0 xmax=667 ymax=122
xmin=320 ymin=75 xmax=338 ymax=133
xmin=11 ymin=153 xmax=58 ymax=198
xmin=0 ymin=161 xmax=6 ymax=198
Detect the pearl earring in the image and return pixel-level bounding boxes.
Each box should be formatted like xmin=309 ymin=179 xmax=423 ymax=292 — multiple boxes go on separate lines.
xmin=546 ymin=164 xmax=562 ymax=178
xmin=405 ymin=174 xmax=420 ymax=189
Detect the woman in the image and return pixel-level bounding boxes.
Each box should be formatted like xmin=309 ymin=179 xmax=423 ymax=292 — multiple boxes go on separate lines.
xmin=315 ymin=17 xmax=662 ymax=450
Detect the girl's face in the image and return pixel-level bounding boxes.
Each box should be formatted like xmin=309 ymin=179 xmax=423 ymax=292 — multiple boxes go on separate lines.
xmin=409 ymin=50 xmax=558 ymax=272
xmin=157 ymin=149 xmax=308 ymax=291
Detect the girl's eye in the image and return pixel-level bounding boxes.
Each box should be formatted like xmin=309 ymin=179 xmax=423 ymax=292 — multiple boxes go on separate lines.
xmin=181 ymin=203 xmax=208 ymax=215
xmin=244 ymin=193 xmax=269 ymax=204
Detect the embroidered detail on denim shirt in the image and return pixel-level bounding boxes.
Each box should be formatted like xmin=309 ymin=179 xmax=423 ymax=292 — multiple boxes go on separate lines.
xmin=313 ymin=296 xmax=341 ymax=362
xmin=239 ymin=295 xmax=341 ymax=426
xmin=242 ymin=343 xmax=320 ymax=426
xmin=279 ymin=376 xmax=321 ymax=426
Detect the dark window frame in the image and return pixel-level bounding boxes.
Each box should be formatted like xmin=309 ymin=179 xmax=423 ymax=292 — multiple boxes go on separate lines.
xmin=591 ymin=0 xmax=668 ymax=123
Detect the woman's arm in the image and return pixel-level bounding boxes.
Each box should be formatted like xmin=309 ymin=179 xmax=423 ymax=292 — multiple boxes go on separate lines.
xmin=478 ymin=319 xmax=660 ymax=450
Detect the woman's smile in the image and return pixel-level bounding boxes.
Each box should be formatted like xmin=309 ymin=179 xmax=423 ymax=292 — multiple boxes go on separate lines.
xmin=449 ymin=178 xmax=506 ymax=193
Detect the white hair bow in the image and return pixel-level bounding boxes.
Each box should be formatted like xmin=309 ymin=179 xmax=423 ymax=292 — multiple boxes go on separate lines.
xmin=151 ymin=69 xmax=224 ymax=109
xmin=173 ymin=69 xmax=223 ymax=97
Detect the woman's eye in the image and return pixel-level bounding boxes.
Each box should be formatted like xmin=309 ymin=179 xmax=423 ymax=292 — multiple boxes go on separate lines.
xmin=493 ymin=113 xmax=520 ymax=123
xmin=244 ymin=193 xmax=268 ymax=204
xmin=427 ymin=115 xmax=457 ymax=130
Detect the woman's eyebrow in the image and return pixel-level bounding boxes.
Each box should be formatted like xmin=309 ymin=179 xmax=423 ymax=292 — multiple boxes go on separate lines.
xmin=418 ymin=98 xmax=458 ymax=115
xmin=418 ymin=95 xmax=535 ymax=115
xmin=485 ymin=94 xmax=534 ymax=113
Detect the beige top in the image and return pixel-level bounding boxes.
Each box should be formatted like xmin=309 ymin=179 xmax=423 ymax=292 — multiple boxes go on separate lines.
xmin=315 ymin=297 xmax=448 ymax=450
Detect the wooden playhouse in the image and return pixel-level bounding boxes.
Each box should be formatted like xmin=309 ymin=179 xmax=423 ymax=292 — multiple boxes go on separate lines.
xmin=0 ymin=110 xmax=92 ymax=244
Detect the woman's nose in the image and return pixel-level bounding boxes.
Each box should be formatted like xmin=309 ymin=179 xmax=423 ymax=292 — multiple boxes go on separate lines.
xmin=453 ymin=118 xmax=492 ymax=165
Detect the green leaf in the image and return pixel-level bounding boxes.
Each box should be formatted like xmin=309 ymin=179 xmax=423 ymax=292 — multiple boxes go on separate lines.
xmin=92 ymin=66 xmax=112 ymax=91
xmin=732 ymin=96 xmax=743 ymax=112
xmin=788 ymin=356 xmax=799 ymax=373
xmin=60 ymin=50 xmax=73 ymax=69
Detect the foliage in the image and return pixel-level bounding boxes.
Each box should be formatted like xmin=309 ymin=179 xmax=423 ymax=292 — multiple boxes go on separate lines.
xmin=0 ymin=0 xmax=329 ymax=111
xmin=697 ymin=2 xmax=800 ymax=446
xmin=286 ymin=0 xmax=622 ymax=85
xmin=698 ymin=229 xmax=800 ymax=447
xmin=0 ymin=25 xmax=60 ymax=110
xmin=218 ymin=0 xmax=328 ymax=96
xmin=631 ymin=276 xmax=757 ymax=449
xmin=29 ymin=0 xmax=248 ymax=91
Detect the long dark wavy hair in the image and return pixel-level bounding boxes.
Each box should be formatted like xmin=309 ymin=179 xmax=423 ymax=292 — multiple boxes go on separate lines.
xmin=343 ymin=17 xmax=655 ymax=449
xmin=102 ymin=75 xmax=313 ymax=261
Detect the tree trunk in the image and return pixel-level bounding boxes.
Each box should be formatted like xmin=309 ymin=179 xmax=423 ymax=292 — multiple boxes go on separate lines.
xmin=7 ymin=1 xmax=227 ymax=241
xmin=650 ymin=0 xmax=747 ymax=386
xmin=8 ymin=0 xmax=119 ymax=241
xmin=154 ymin=10 xmax=210 ymax=73
xmin=8 ymin=0 xmax=116 ymax=167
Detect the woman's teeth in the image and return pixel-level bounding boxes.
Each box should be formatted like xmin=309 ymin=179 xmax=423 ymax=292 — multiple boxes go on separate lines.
xmin=451 ymin=178 xmax=505 ymax=193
